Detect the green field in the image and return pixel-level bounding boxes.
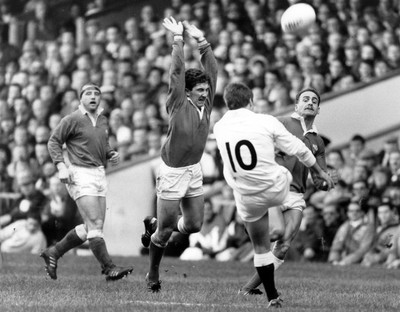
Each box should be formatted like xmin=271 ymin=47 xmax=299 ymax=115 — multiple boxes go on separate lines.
xmin=0 ymin=253 xmax=399 ymax=311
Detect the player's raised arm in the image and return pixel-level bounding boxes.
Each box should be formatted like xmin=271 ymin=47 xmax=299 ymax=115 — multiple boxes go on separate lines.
xmin=183 ymin=20 xmax=217 ymax=104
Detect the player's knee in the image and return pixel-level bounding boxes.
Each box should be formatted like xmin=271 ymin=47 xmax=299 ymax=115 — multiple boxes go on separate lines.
xmin=186 ymin=220 xmax=203 ymax=233
xmin=155 ymin=227 xmax=174 ymax=244
xmin=92 ymin=219 xmax=104 ymax=229
xmin=151 ymin=229 xmax=171 ymax=247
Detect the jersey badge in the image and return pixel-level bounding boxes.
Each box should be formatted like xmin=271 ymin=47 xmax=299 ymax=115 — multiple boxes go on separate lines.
xmin=312 ymin=144 xmax=318 ymax=152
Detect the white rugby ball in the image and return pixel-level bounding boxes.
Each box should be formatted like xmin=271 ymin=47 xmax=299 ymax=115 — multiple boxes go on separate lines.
xmin=281 ymin=3 xmax=316 ymax=34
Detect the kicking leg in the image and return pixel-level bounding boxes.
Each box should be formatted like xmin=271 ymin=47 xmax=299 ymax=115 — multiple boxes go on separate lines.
xmin=244 ymin=212 xmax=280 ymax=305
xmin=240 ymin=206 xmax=286 ymax=294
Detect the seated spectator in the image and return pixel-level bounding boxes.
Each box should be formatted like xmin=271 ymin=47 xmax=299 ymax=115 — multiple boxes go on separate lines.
xmin=0 ymin=169 xmax=47 ymax=227
xmin=377 ymin=136 xmax=399 ymax=168
xmin=286 ymin=205 xmax=324 ymax=262
xmin=0 ymin=212 xmax=47 ymax=254
xmin=41 ymin=175 xmax=82 ymax=246
xmin=361 ymin=202 xmax=399 ymax=267
xmin=328 ymin=200 xmax=374 ymax=266
xmin=368 ymin=166 xmax=391 ymax=208
xmin=385 ymin=225 xmax=400 ymax=269
xmin=211 ymin=182 xmax=237 ymax=223
xmin=180 ymin=200 xmax=226 ymax=261
xmin=326 ymin=149 xmax=353 ymax=185
xmin=215 ymin=211 xmax=252 ymax=262
xmin=321 ymin=204 xmax=343 ymax=261
xmin=345 ymin=134 xmax=366 ymax=168
xmin=388 ymin=150 xmax=400 ymax=185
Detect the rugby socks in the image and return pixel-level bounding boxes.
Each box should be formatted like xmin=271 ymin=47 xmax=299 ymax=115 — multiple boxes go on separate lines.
xmin=254 ymin=252 xmax=279 ymax=301
xmin=53 ymin=228 xmax=85 ymax=258
xmin=88 ymin=237 xmax=114 ymax=270
xmin=242 ymin=253 xmax=284 ymax=291
xmin=256 ymin=264 xmax=279 ymax=301
xmin=148 ymin=240 xmax=165 ymax=282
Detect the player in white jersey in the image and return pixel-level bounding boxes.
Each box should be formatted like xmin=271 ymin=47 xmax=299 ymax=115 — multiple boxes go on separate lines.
xmin=213 ymin=82 xmax=334 ymax=308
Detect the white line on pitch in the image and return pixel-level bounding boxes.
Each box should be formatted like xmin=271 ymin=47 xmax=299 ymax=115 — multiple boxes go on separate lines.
xmin=127 ymin=300 xmax=264 ymax=308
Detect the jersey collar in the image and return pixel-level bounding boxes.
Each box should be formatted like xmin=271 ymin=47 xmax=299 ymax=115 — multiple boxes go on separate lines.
xmin=187 ymin=97 xmax=204 ymax=120
xmin=79 ymin=104 xmax=104 ymax=117
xmin=291 ymin=112 xmax=318 ymax=135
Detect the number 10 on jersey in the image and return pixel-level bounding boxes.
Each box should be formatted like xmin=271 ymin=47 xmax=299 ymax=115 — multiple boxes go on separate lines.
xmin=225 ymin=140 xmax=257 ymax=173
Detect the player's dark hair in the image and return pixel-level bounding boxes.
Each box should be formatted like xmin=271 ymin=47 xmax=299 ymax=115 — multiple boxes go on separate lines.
xmin=223 ymin=82 xmax=253 ymax=110
xmin=295 ymin=87 xmax=321 ymax=106
xmin=185 ymin=69 xmax=210 ymax=91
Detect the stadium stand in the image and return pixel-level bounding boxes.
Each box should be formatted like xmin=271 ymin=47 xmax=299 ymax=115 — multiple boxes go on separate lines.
xmin=0 ymin=0 xmax=399 ymax=265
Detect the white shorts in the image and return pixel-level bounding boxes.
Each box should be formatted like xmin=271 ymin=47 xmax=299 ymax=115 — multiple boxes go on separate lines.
xmin=156 ymin=161 xmax=203 ymax=200
xmin=234 ymin=169 xmax=292 ymax=222
xmin=66 ymin=165 xmax=108 ymax=200
xmin=281 ymin=191 xmax=306 ymax=212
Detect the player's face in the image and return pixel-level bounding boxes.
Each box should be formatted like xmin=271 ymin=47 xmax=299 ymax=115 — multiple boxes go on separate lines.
xmin=295 ymin=91 xmax=320 ymax=118
xmin=187 ymin=82 xmax=210 ymax=108
xmin=81 ymin=89 xmax=101 ymax=113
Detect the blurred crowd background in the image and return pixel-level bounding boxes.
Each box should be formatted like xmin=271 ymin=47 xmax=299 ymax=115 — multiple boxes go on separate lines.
xmin=1 ymin=0 xmax=400 ymax=269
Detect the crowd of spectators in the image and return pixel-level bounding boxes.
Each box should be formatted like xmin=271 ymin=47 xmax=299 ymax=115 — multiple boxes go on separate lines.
xmin=0 ymin=0 xmax=400 ymax=267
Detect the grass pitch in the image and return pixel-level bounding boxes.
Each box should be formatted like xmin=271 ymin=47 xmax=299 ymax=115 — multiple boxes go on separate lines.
xmin=0 ymin=252 xmax=399 ymax=311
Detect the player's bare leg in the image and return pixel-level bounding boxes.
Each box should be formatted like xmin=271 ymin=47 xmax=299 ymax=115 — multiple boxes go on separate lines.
xmin=147 ymin=195 xmax=204 ymax=291
xmin=147 ymin=198 xmax=180 ymax=291
xmin=78 ymin=196 xmax=133 ymax=281
xmin=243 ymin=211 xmax=282 ymax=307
xmin=240 ymin=208 xmax=302 ymax=293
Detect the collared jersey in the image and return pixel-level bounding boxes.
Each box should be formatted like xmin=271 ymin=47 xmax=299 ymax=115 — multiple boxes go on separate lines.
xmin=161 ymin=40 xmax=218 ymax=168
xmin=277 ymin=113 xmax=327 ymax=193
xmin=48 ymin=106 xmax=114 ymax=167
xmin=213 ymin=109 xmax=316 ymax=195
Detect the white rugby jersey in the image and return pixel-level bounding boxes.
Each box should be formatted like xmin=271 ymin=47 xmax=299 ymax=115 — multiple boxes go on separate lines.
xmin=213 ymin=108 xmax=316 ymax=195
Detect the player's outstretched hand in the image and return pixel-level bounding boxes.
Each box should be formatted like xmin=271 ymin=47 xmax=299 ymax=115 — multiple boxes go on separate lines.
xmin=319 ymin=171 xmax=335 ymax=190
xmin=162 ymin=16 xmax=183 ymax=35
xmin=182 ymin=21 xmax=204 ymax=41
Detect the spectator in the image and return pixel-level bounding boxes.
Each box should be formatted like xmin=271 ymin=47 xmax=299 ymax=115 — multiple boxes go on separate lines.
xmin=215 ymin=210 xmax=253 ymax=262
xmin=328 ymin=200 xmax=374 ymax=266
xmin=321 ymin=204 xmax=343 ymax=261
xmin=287 ymin=205 xmax=324 ymax=262
xmin=41 ymin=175 xmax=82 ymax=246
xmin=361 ymin=202 xmax=398 ymax=267
xmin=0 ymin=212 xmax=47 ymax=254
xmin=385 ymin=225 xmax=400 ymax=269
xmin=0 ymin=169 xmax=47 ymax=227
xmin=388 ymin=150 xmax=400 ymax=185
xmin=378 ymin=137 xmax=399 ymax=168
xmin=346 ymin=134 xmax=366 ymax=167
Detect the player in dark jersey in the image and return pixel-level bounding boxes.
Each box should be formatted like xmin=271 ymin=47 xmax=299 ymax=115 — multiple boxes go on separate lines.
xmin=142 ymin=17 xmax=217 ymax=292
xmin=41 ymin=83 xmax=133 ymax=281
xmin=240 ymin=87 xmax=338 ymax=295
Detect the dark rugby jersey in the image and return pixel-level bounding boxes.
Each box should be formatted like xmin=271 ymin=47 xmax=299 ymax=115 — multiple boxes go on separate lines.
xmin=48 ymin=106 xmax=114 ymax=168
xmin=161 ymin=40 xmax=217 ymax=168
xmin=277 ymin=114 xmax=327 ymax=193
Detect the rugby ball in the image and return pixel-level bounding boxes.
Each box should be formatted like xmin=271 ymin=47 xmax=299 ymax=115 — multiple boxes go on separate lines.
xmin=281 ymin=3 xmax=316 ymax=34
